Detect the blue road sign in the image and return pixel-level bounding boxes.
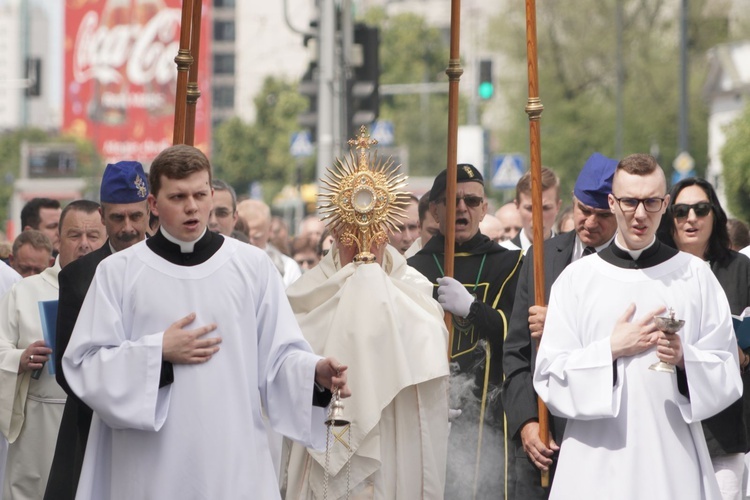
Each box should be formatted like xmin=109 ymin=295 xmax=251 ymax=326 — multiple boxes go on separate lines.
xmin=370 ymin=120 xmax=395 ymax=146
xmin=672 ymin=169 xmax=696 ymax=185
xmin=290 ymin=131 xmax=314 ymax=158
xmin=491 ymin=154 xmax=525 ymax=189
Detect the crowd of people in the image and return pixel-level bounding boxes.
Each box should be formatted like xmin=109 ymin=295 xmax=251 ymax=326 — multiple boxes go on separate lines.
xmin=0 ymin=143 xmax=748 ymax=500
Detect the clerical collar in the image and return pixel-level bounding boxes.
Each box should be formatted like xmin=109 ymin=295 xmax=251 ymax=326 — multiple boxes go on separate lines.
xmin=146 ymin=227 xmax=224 ymax=266
xmin=161 ymin=227 xmax=206 ymax=253
xmin=614 ymin=236 xmax=655 ymax=260
xmin=599 ymin=237 xmax=678 ymax=269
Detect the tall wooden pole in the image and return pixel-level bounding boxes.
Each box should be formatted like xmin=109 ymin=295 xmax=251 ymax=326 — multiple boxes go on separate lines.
xmin=185 ymin=0 xmax=203 ymax=146
xmin=173 ymin=0 xmax=195 ymax=145
xmin=524 ymin=0 xmax=550 ymax=488
xmin=443 ymin=0 xmax=463 ymax=347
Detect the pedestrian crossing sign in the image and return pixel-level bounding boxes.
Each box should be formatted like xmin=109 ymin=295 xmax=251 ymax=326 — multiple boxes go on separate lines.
xmin=491 ymin=154 xmax=525 ymax=189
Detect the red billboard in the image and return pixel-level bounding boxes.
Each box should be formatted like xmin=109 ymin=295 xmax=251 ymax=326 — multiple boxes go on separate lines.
xmin=64 ymin=0 xmax=212 ymax=164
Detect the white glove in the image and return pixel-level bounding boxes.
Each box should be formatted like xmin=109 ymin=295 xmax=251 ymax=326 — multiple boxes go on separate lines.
xmin=437 ymin=276 xmax=475 ymax=318
xmin=448 ymin=408 xmax=462 ymax=435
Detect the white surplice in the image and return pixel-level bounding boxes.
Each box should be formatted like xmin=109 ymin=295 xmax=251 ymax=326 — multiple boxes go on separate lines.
xmin=63 ymin=238 xmax=328 ymax=500
xmin=283 ymin=246 xmax=450 ymax=500
xmin=0 ymin=264 xmax=20 ymax=297
xmin=0 ymin=262 xmax=21 ymax=496
xmin=0 ymin=260 xmax=64 ymax=500
xmin=534 ymin=251 xmax=742 ymax=500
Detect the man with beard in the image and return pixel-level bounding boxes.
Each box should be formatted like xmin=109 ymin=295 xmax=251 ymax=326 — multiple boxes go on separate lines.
xmin=502 ymin=153 xmax=619 ymax=499
xmin=408 ymin=164 xmax=523 ymax=499
xmin=45 ymin=161 xmax=150 ymax=500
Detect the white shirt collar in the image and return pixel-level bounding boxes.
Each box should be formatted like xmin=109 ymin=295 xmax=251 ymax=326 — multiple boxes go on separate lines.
xmin=573 ymin=233 xmax=616 ymax=262
xmin=160 ymin=227 xmax=206 ymax=253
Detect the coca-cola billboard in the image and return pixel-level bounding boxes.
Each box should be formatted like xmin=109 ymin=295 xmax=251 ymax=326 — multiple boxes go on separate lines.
xmin=64 ymin=0 xmax=212 ymax=164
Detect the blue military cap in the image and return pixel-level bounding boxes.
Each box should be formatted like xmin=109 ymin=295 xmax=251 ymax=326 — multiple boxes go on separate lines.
xmin=429 ymin=164 xmax=484 ymax=202
xmin=100 ymin=161 xmax=149 ymax=204
xmin=573 ymin=153 xmax=618 ymax=210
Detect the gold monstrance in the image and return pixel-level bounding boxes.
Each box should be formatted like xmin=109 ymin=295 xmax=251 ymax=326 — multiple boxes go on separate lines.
xmin=318 ymin=126 xmax=410 ymax=264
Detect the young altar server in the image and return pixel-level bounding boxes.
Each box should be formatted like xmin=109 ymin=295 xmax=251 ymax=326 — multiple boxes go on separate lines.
xmin=63 ymin=145 xmax=349 ymax=500
xmin=534 ymin=153 xmax=742 ymax=500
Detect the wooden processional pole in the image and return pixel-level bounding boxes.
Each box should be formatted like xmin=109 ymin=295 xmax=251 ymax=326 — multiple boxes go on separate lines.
xmin=173 ymin=0 xmax=195 ymax=145
xmin=524 ymin=0 xmax=550 ymax=488
xmin=184 ymin=0 xmax=203 ymax=146
xmin=443 ymin=0 xmax=463 ymax=348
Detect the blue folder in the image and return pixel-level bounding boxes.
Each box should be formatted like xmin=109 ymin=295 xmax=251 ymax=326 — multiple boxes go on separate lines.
xmin=38 ymin=300 xmax=58 ymax=375
xmin=733 ymin=315 xmax=750 ymax=351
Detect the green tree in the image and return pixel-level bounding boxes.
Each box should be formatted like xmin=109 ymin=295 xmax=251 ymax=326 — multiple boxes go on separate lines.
xmin=212 ymin=77 xmax=312 ymax=203
xmin=486 ymin=0 xmax=728 ymax=198
xmin=722 ymin=103 xmax=750 ymax=222
xmin=362 ymin=9 xmax=455 ymax=177
xmin=0 ymin=129 xmax=100 ymax=229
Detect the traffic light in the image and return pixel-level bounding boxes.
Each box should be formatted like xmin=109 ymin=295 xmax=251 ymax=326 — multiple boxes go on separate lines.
xmin=297 ymin=62 xmax=318 ymax=140
xmin=478 ymin=59 xmax=493 ymax=100
xmin=347 ymin=24 xmax=380 ymax=137
xmin=25 ymin=57 xmax=41 ymax=97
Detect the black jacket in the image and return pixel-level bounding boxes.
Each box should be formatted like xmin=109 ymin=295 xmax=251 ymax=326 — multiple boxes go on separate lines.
xmin=704 ymin=250 xmax=750 ymax=456
xmin=502 ymin=231 xmax=575 ymax=442
xmin=45 ymin=243 xmax=112 ymax=500
xmin=408 ymin=231 xmax=523 ymax=422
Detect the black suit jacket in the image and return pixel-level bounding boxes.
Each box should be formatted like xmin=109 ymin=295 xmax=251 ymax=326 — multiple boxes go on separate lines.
xmin=45 ymin=243 xmax=112 ymax=500
xmin=510 ymin=232 xmax=523 ymax=250
xmin=502 ymin=230 xmax=576 ymax=441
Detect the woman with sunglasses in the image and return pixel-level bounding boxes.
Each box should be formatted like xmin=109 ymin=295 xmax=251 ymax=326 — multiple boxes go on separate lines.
xmin=658 ymin=177 xmax=750 ymax=500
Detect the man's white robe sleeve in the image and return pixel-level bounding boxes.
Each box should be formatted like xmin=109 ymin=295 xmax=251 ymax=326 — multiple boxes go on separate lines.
xmin=62 ymin=261 xmax=169 ymax=431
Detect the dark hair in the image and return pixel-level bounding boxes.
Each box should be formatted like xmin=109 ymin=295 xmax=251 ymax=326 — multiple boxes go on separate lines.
xmin=212 ymin=179 xmax=237 ymax=212
xmin=516 ymin=167 xmax=559 ymax=201
xmin=727 ymin=218 xmax=750 ymax=250
xmin=149 ymin=145 xmax=212 ymax=197
xmin=60 ymin=200 xmax=101 ymax=232
xmin=233 ymin=215 xmax=249 ymax=238
xmin=657 ymin=177 xmax=730 ymax=263
xmin=291 ymin=235 xmax=318 ymax=256
xmin=230 ymin=229 xmax=249 ymax=244
xmin=616 ymin=153 xmax=659 ymax=176
xmin=418 ymin=191 xmax=431 ymax=223
xmin=21 ymin=198 xmax=61 ymax=229
xmin=555 ymin=205 xmax=574 ymax=234
xmin=317 ymin=227 xmax=332 ymax=257
xmin=149 ymin=212 xmax=159 ymax=232
xmin=13 ymin=229 xmax=53 ymax=256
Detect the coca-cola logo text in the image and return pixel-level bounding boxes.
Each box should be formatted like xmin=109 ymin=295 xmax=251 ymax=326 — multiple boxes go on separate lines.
xmin=73 ymin=9 xmax=181 ymax=86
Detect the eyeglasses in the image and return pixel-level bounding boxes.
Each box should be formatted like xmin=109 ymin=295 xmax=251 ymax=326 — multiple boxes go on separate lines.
xmin=672 ymin=202 xmax=712 ymax=219
xmin=438 ymin=195 xmax=484 ymax=208
xmin=612 ymin=196 xmax=665 ymax=213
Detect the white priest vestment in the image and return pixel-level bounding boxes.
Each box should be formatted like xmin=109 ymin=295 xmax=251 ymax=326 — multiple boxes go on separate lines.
xmin=283 ymin=245 xmax=450 ymax=500
xmin=0 ymin=260 xmax=64 ymax=500
xmin=0 ymin=264 xmax=20 ymax=297
xmin=0 ymin=262 xmax=20 ymax=496
xmin=63 ymin=238 xmax=327 ymax=500
xmin=534 ymin=249 xmax=742 ymax=500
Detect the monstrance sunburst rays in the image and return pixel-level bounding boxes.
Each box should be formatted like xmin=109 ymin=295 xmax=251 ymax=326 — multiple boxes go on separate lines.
xmin=318 ymin=126 xmax=410 ymax=263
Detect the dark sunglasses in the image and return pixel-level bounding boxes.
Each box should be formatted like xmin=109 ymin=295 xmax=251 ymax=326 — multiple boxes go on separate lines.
xmin=672 ymin=202 xmax=712 ymax=219
xmin=438 ymin=195 xmax=484 ymax=208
